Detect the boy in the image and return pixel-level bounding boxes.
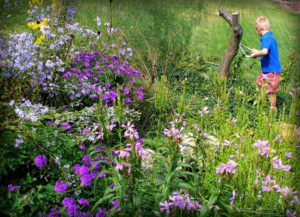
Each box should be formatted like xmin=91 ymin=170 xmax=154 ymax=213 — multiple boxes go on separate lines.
xmin=251 ymin=16 xmax=282 ymax=109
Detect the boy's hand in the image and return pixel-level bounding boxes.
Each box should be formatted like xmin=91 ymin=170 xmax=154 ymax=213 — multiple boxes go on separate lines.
xmin=251 ymin=49 xmax=260 ymax=58
xmin=251 ymin=48 xmax=268 ymax=58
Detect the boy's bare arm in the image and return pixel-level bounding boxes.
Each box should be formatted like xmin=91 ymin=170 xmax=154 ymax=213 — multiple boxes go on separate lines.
xmin=251 ymin=48 xmax=268 ymax=58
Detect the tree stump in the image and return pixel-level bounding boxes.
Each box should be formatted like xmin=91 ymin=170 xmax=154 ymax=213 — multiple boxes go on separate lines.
xmin=218 ymin=9 xmax=243 ymax=79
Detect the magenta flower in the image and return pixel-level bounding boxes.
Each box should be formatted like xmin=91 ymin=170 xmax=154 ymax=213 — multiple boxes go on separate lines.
xmin=216 ymin=160 xmax=238 ymax=175
xmin=34 ymin=155 xmax=47 ymax=168
xmin=164 ymin=126 xmax=183 ymax=141
xmin=272 ymin=156 xmax=291 ymax=172
xmin=8 ymin=184 xmax=21 ymax=192
xmin=80 ymin=174 xmax=92 ymax=186
xmin=262 ymin=176 xmax=275 ymax=185
xmin=112 ymin=200 xmax=119 ymax=208
xmin=253 ymin=140 xmax=276 ymax=158
xmin=262 ymin=186 xmax=271 ymax=192
xmin=122 ymin=122 xmax=139 ymax=139
xmin=160 ymin=201 xmax=171 ymax=215
xmin=229 ymin=190 xmax=236 ymax=205
xmin=285 ymin=152 xmax=292 ymax=158
xmin=222 ymin=140 xmax=233 ymax=146
xmin=78 ymin=198 xmax=90 ymax=207
xmin=115 ymin=164 xmax=123 ymax=171
xmin=286 ymin=210 xmax=296 ymax=217
xmin=80 ymin=144 xmax=87 ymax=152
xmin=54 ymin=181 xmax=67 ymax=194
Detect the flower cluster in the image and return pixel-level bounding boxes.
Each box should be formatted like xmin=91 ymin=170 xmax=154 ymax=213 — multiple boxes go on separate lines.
xmin=199 ymin=106 xmax=210 ymax=117
xmin=160 ymin=191 xmax=203 ymax=215
xmin=1 ymin=32 xmax=38 ymax=78
xmin=54 ymin=181 xmax=68 ymax=194
xmin=115 ymin=123 xmax=147 ymax=174
xmin=12 ymin=99 xmax=49 ymax=122
xmin=34 ymin=155 xmax=47 ymax=168
xmin=63 ymin=52 xmax=143 ymax=107
xmin=62 ymin=197 xmax=87 ymax=217
xmin=216 ymin=159 xmax=238 ymax=175
xmin=8 ymin=184 xmax=21 ymax=192
xmin=272 ymin=156 xmax=292 ymax=172
xmin=164 ymin=124 xmax=184 ymax=143
xmin=253 ymin=140 xmax=276 ymax=158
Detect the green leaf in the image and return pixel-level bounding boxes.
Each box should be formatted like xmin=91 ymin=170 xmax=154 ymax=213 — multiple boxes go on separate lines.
xmin=178 ymin=182 xmax=193 ymax=190
xmin=90 ymin=193 xmax=115 ymax=213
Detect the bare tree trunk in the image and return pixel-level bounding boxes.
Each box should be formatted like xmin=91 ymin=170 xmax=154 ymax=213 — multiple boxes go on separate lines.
xmin=218 ymin=9 xmax=243 ymax=79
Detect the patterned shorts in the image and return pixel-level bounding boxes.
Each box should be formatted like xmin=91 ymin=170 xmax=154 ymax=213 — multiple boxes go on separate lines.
xmin=256 ymin=72 xmax=281 ymax=94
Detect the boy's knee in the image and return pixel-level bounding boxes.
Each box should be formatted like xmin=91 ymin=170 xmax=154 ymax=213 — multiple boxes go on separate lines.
xmin=256 ymin=78 xmax=262 ymax=88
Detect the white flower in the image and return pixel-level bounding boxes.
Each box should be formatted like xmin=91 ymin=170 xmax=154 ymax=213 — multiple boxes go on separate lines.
xmin=96 ymin=16 xmax=101 ymax=26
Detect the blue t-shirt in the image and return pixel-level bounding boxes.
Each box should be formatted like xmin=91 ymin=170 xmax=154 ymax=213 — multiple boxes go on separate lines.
xmin=260 ymin=32 xmax=282 ymax=73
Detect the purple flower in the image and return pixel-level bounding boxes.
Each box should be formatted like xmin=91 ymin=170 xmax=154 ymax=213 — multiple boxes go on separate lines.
xmin=229 ymin=190 xmax=236 ymax=205
xmin=262 ymin=176 xmax=275 ymax=185
xmin=96 ymin=208 xmax=107 ymax=217
xmin=262 ymin=186 xmax=271 ymax=192
xmin=8 ymin=184 xmax=21 ymax=192
xmin=110 ymin=182 xmax=115 ymax=188
xmin=79 ymin=166 xmax=90 ymax=175
xmin=222 ymin=140 xmax=233 ymax=146
xmin=34 ymin=155 xmax=47 ymax=168
xmin=286 ymin=210 xmax=297 ymax=217
xmin=125 ymin=97 xmax=131 ymax=103
xmin=136 ymin=87 xmax=144 ymax=100
xmin=62 ymin=197 xmax=78 ymax=216
xmin=82 ymin=155 xmax=92 ymax=166
xmin=54 ymin=181 xmax=67 ymax=194
xmin=80 ymin=144 xmax=87 ymax=152
xmin=285 ymin=152 xmax=292 ymax=158
xmin=61 ymin=122 xmax=71 ymax=129
xmin=112 ymin=200 xmax=119 ymax=208
xmin=272 ymin=156 xmax=292 ymax=172
xmin=159 ymin=201 xmax=171 ymax=215
xmin=47 ymin=208 xmax=61 ymax=217
xmin=253 ymin=140 xmax=276 ymax=158
xmin=78 ymin=198 xmax=90 ymax=207
xmin=115 ymin=164 xmax=123 ymax=171
xmin=80 ymin=174 xmax=92 ymax=186
xmin=216 ymin=160 xmax=238 ymax=174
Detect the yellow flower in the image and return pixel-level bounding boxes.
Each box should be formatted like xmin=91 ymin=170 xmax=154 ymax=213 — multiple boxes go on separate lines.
xmin=34 ymin=35 xmax=45 ymax=45
xmin=32 ymin=23 xmax=40 ymax=30
xmin=27 ymin=22 xmax=33 ymax=28
xmin=52 ymin=0 xmax=60 ymax=10
xmin=1 ymin=60 xmax=7 ymax=65
xmin=27 ymin=9 xmax=30 ymax=14
xmin=43 ymin=18 xmax=48 ymax=23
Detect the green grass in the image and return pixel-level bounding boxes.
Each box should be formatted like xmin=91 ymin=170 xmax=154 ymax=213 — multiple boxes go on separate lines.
xmin=1 ymin=0 xmax=299 ymax=84
xmin=73 ymin=0 xmax=300 ymax=81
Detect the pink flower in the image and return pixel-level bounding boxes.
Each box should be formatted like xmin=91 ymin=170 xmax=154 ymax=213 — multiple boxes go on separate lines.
xmin=216 ymin=160 xmax=238 ymax=174
xmin=105 ymin=124 xmax=116 ymax=131
xmin=262 ymin=186 xmax=271 ymax=192
xmin=286 ymin=210 xmax=296 ymax=217
xmin=115 ymin=164 xmax=123 ymax=171
xmin=262 ymin=176 xmax=275 ymax=185
xmin=160 ymin=201 xmax=171 ymax=215
xmin=230 ymin=190 xmax=236 ymax=205
xmin=285 ymin=152 xmax=292 ymax=158
xmin=253 ymin=140 xmax=276 ymax=158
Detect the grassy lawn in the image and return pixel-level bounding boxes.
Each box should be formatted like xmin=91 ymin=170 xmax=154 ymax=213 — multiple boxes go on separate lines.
xmin=1 ymin=0 xmax=299 ymax=82
xmin=73 ymin=0 xmax=300 ymax=80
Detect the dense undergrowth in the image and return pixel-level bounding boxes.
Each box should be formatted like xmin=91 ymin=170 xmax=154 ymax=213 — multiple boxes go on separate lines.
xmin=0 ymin=0 xmax=299 ymax=217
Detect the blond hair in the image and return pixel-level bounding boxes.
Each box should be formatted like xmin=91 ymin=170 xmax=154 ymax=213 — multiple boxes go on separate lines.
xmin=255 ymin=16 xmax=270 ymax=30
